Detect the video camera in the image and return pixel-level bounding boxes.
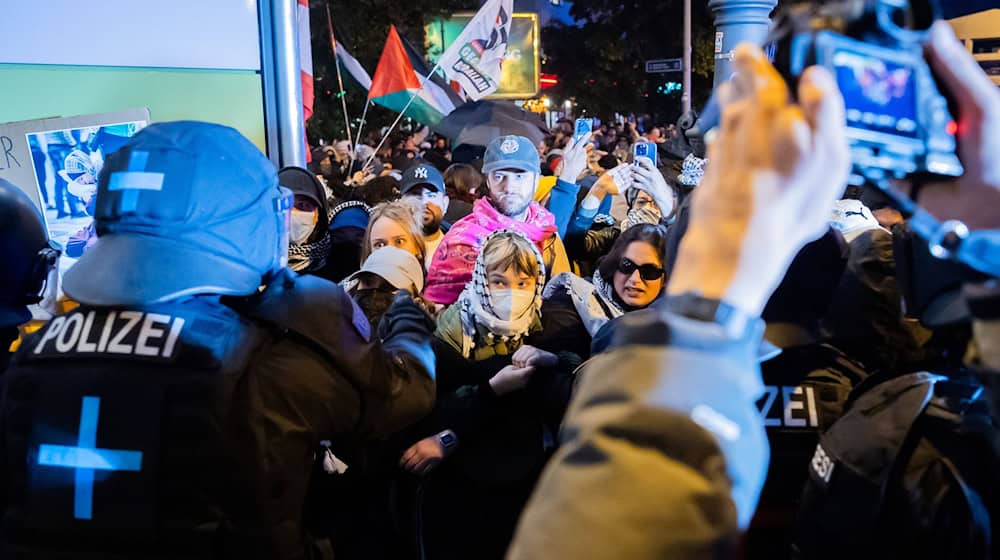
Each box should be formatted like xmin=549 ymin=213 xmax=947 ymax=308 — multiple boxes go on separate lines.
xmin=771 ymin=0 xmax=1000 ymax=283
xmin=770 ymin=0 xmax=962 ymax=185
xmin=693 ymin=0 xmax=1000 ymax=280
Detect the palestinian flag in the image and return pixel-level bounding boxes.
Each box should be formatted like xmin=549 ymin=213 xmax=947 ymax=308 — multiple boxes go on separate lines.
xmin=368 ymin=25 xmax=463 ymax=126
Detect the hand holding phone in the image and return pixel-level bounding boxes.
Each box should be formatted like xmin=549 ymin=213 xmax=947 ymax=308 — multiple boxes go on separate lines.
xmin=574 ymin=118 xmax=593 ymax=144
xmin=633 ymin=141 xmax=657 ymax=168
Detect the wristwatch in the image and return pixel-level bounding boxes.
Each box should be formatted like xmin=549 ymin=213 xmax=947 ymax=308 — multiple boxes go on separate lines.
xmin=663 ymin=292 xmax=756 ymax=340
xmin=437 ymin=430 xmax=458 ymax=453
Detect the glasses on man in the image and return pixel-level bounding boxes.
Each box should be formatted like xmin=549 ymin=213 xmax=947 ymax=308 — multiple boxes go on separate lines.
xmin=617 ymin=257 xmax=665 ymax=282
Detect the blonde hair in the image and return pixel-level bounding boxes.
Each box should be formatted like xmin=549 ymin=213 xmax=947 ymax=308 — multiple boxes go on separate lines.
xmin=481 ymin=231 xmax=540 ymax=279
xmin=360 ymin=199 xmax=427 ymax=265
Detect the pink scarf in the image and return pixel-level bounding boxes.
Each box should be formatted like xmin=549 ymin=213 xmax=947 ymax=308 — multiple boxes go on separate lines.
xmin=424 ymin=198 xmax=558 ymax=305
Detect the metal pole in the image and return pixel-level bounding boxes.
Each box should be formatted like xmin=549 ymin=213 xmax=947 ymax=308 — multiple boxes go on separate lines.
xmin=708 ymin=0 xmax=777 ymax=88
xmin=354 ymin=99 xmax=371 ymax=152
xmin=682 ymin=0 xmax=692 ymax=116
xmin=259 ymin=0 xmax=281 ymax=168
xmin=326 ymin=3 xmax=354 ymax=154
xmin=271 ymin=0 xmax=306 ymax=167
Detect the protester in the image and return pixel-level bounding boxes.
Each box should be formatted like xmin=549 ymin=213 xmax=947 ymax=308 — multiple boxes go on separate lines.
xmin=442 ymin=163 xmax=480 ymax=223
xmin=400 ymin=162 xmax=450 ymax=268
xmin=424 ymin=135 xmax=571 ymax=305
xmin=540 ymin=223 xmax=668 ymax=358
xmin=546 ymin=134 xmax=599 ymax=236
xmin=354 ymin=175 xmax=402 ymax=207
xmin=361 ymin=199 xmax=427 ymax=267
xmin=507 ymin=44 xmax=852 ymax=559
xmin=443 ymin=163 xmax=483 ymax=205
xmin=563 ymin=156 xmax=676 ymax=276
xmin=401 ymin=230 xmax=578 ymax=560
xmin=0 ymin=122 xmax=437 ymax=558
xmin=344 ymin=245 xmax=426 ymax=337
xmin=326 ymin=199 xmax=372 ymax=283
xmin=433 ymin=230 xmax=545 ymax=360
xmin=279 ymin=166 xmax=335 ymax=279
xmin=322 ymin=139 xmax=352 ymax=183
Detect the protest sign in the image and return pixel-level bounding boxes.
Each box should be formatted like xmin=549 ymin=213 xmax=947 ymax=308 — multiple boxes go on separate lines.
xmin=0 ymin=109 xmax=150 ymax=278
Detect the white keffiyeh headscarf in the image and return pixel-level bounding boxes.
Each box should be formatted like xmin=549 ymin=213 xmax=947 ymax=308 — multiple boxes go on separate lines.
xmin=455 ymin=229 xmax=547 ymax=358
xmin=544 ymin=271 xmax=624 ymax=337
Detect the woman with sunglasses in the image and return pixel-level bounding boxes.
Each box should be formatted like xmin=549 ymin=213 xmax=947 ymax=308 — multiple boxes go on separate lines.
xmin=538 ymin=223 xmax=668 ymax=359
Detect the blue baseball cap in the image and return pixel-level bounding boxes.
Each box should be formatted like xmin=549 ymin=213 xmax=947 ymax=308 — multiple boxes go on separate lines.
xmin=482 ymin=135 xmax=540 ymax=175
xmin=64 ymin=121 xmax=290 ymax=306
xmin=400 ymin=162 xmax=445 ymax=195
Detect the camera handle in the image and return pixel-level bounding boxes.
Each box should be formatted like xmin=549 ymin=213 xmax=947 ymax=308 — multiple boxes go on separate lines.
xmin=867 ymin=175 xmax=1000 ymax=278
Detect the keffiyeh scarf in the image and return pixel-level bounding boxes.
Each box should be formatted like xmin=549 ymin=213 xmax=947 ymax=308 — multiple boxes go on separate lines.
xmin=543 ymin=271 xmax=624 ymax=337
xmin=455 ymin=229 xmax=547 ymax=359
xmin=678 ymin=154 xmax=707 ymax=187
xmin=621 ymin=206 xmax=663 ymax=232
xmin=289 ymin=231 xmax=332 ymax=272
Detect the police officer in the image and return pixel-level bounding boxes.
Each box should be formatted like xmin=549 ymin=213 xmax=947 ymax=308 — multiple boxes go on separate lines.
xmin=0 ymin=122 xmax=437 ymax=559
xmin=0 ymin=179 xmax=60 ymax=371
xmin=749 ymin=227 xmax=870 ymax=557
xmin=791 ymin=225 xmax=1000 ymax=560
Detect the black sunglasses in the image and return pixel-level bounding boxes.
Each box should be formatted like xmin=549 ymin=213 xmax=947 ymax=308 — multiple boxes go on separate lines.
xmin=617 ymin=257 xmax=665 ymax=282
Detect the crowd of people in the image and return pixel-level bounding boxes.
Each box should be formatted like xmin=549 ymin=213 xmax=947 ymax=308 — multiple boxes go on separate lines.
xmin=0 ymin=20 xmax=999 ymax=560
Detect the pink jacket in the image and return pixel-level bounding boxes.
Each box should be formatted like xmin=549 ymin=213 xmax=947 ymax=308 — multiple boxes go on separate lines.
xmin=424 ymin=198 xmax=559 ymax=304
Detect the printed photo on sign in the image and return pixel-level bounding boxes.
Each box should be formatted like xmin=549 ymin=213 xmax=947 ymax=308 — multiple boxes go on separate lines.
xmin=27 ymin=120 xmax=147 ymax=277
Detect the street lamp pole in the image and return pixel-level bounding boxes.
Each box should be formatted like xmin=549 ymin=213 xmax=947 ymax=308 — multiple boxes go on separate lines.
xmin=682 ymin=0 xmax=692 ymax=116
xmin=708 ymin=0 xmax=777 ymax=88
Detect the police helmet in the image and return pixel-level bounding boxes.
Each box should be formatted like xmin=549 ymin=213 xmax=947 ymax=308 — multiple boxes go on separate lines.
xmin=0 ymin=179 xmax=59 ymax=327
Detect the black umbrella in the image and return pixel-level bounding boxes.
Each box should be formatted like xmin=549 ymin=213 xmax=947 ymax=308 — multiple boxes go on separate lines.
xmin=431 ymin=100 xmax=549 ymax=147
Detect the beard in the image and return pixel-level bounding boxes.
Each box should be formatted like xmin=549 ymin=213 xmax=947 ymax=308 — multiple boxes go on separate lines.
xmin=422 ymin=213 xmax=442 ymax=236
xmin=422 ymin=204 xmax=444 ymax=235
xmin=492 ymin=193 xmax=531 ymax=217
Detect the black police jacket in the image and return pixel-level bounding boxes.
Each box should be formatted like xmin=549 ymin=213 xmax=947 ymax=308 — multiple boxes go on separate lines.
xmin=792 ymin=370 xmax=1000 ymax=560
xmin=0 ymin=271 xmax=436 ymax=560
xmin=755 ymin=343 xmax=869 ymax=517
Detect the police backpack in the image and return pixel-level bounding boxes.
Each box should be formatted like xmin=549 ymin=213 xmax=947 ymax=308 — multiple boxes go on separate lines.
xmin=791 ymin=371 xmax=998 ymax=560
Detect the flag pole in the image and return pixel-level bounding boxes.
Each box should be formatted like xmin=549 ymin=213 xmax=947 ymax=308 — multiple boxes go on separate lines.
xmin=326 ymin=3 xmax=354 ymax=156
xmin=361 ymin=59 xmax=444 ymax=171
xmin=353 ymin=98 xmax=371 ymax=152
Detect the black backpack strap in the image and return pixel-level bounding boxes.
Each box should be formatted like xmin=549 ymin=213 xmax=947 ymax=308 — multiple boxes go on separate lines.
xmin=940 ymin=455 xmax=993 ymax=552
xmin=794 ymin=372 xmax=945 ymax=554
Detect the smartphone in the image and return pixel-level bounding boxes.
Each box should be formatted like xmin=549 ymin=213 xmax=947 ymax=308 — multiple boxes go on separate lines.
xmin=574 ymin=118 xmax=593 ymax=144
xmin=633 ymin=141 xmax=657 ymax=167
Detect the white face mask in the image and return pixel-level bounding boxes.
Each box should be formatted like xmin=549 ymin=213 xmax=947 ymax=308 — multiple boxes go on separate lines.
xmin=490 ymin=288 xmax=535 ymax=321
xmin=290 ymin=209 xmax=318 ymax=244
